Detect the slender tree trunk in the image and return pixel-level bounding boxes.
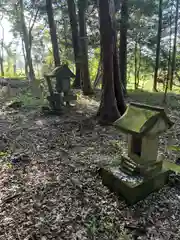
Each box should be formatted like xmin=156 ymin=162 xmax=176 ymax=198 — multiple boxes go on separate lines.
xmin=134 ymin=37 xmax=138 ymax=89
xmin=46 ymin=0 xmax=60 ymax=67
xmin=0 ymin=28 xmax=4 ymax=76
xmin=170 ymin=0 xmax=179 ymax=90
xmin=19 ymin=0 xmax=35 ymax=81
xmin=62 ymin=17 xmax=68 ymax=60
xmin=113 ymin=36 xmax=126 ymax=115
xmin=98 ymin=0 xmax=126 ymax=124
xmin=137 ymin=45 xmax=142 ymax=87
xmin=93 ymin=60 xmax=102 ymax=89
xmin=0 ymin=17 xmax=4 ymax=77
xmin=153 ymin=0 xmax=163 ymax=91
xmin=167 ymin=12 xmax=173 ymax=90
xmin=119 ymin=0 xmax=128 ymax=95
xmin=93 ymin=50 xmax=102 ymax=88
xmin=0 ymin=58 xmax=4 ymax=76
xmin=21 ymin=38 xmax=28 ymax=76
xmin=0 ymin=51 xmax=4 ymax=77
xmin=67 ymin=0 xmax=81 ymax=88
xmin=78 ymin=0 xmax=93 ymax=95
xmin=13 ymin=64 xmax=16 ymax=75
xmin=163 ymin=63 xmax=169 ymax=103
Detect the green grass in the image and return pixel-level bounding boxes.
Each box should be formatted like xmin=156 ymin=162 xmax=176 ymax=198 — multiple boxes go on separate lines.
xmin=127 ymin=77 xmax=180 ymax=94
xmin=11 ymin=88 xmax=47 ymax=109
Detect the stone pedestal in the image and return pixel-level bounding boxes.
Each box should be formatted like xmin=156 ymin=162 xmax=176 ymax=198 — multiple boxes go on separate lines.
xmin=100 ymin=166 xmax=171 ymax=204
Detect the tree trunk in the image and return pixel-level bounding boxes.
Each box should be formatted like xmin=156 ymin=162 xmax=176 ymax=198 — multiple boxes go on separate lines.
xmin=167 ymin=11 xmax=173 ymax=90
xmin=137 ymin=45 xmax=142 ymax=87
xmin=134 ymin=37 xmax=138 ymax=89
xmin=21 ymin=38 xmax=28 ymax=77
xmin=163 ymin=10 xmax=173 ymax=102
xmin=13 ymin=64 xmax=16 ymax=75
xmin=0 ymin=58 xmax=4 ymax=76
xmin=163 ymin=61 xmax=169 ymax=103
xmin=113 ymin=36 xmax=126 ymax=115
xmin=170 ymin=0 xmax=179 ymax=90
xmin=0 ymin=29 xmax=4 ymax=76
xmin=153 ymin=0 xmax=163 ymax=91
xmin=19 ymin=0 xmax=35 ymax=81
xmin=0 ymin=18 xmax=4 ymax=77
xmin=46 ymin=0 xmax=60 ymax=67
xmin=93 ymin=50 xmax=102 ymax=88
xmin=78 ymin=0 xmax=93 ymax=95
xmin=67 ymin=0 xmax=81 ymax=88
xmin=119 ymin=0 xmax=128 ymax=95
xmin=93 ymin=61 xmax=102 ymax=89
xmin=98 ymin=0 xmax=126 ymax=124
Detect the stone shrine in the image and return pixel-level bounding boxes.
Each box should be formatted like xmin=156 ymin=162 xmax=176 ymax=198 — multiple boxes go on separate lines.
xmin=43 ymin=65 xmax=77 ymax=114
xmin=100 ymin=102 xmax=174 ymax=204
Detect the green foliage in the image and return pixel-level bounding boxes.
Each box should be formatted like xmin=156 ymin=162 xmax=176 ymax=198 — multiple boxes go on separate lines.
xmin=0 ymin=66 xmax=26 ymax=78
xmin=86 ymin=216 xmax=99 ymax=235
xmin=168 ymin=145 xmax=180 ymax=151
xmin=0 ymin=0 xmax=179 ymax=94
xmin=0 ymin=151 xmax=8 ymax=157
xmin=12 ymin=89 xmax=46 ymax=108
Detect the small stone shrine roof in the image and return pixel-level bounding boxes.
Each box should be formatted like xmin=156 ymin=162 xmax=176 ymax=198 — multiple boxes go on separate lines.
xmin=114 ymin=102 xmax=173 ymax=136
xmin=45 ymin=65 xmax=75 ymax=79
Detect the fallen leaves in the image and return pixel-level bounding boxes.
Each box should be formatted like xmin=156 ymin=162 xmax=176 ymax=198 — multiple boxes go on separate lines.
xmin=0 ymin=92 xmax=179 ymax=239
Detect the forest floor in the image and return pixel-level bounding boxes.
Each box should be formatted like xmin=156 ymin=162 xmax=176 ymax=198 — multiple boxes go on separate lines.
xmin=0 ymin=89 xmax=180 ymax=240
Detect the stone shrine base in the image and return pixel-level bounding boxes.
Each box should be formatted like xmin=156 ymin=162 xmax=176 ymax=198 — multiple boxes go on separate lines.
xmin=100 ymin=166 xmax=171 ymax=204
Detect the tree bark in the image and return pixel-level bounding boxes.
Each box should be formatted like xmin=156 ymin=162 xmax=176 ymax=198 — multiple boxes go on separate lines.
xmin=0 ymin=16 xmax=4 ymax=77
xmin=0 ymin=27 xmax=4 ymax=76
xmin=134 ymin=36 xmax=138 ymax=89
xmin=46 ymin=0 xmax=60 ymax=67
xmin=21 ymin=38 xmax=28 ymax=76
xmin=93 ymin=50 xmax=102 ymax=88
xmin=67 ymin=0 xmax=81 ymax=88
xmin=167 ymin=8 xmax=173 ymax=91
xmin=0 ymin=58 xmax=4 ymax=76
xmin=137 ymin=46 xmax=142 ymax=87
xmin=13 ymin=64 xmax=16 ymax=75
xmin=78 ymin=0 xmax=93 ymax=95
xmin=19 ymin=0 xmax=35 ymax=81
xmin=98 ymin=0 xmax=126 ymax=124
xmin=170 ymin=0 xmax=179 ymax=90
xmin=153 ymin=0 xmax=163 ymax=91
xmin=113 ymin=37 xmax=126 ymax=115
xmin=119 ymin=0 xmax=128 ymax=95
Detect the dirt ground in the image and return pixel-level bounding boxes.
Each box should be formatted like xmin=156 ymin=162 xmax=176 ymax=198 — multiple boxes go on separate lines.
xmin=0 ymin=91 xmax=180 ymax=240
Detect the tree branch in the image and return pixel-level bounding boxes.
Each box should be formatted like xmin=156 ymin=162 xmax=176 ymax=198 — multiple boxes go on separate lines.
xmin=29 ymin=8 xmax=39 ymax=35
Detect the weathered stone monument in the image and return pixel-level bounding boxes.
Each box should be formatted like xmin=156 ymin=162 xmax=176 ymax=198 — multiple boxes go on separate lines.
xmin=44 ymin=65 xmax=77 ymax=114
xmin=100 ymin=102 xmax=174 ymax=204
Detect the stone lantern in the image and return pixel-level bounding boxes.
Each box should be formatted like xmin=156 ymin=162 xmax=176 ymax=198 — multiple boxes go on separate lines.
xmin=100 ymin=102 xmax=174 ymax=204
